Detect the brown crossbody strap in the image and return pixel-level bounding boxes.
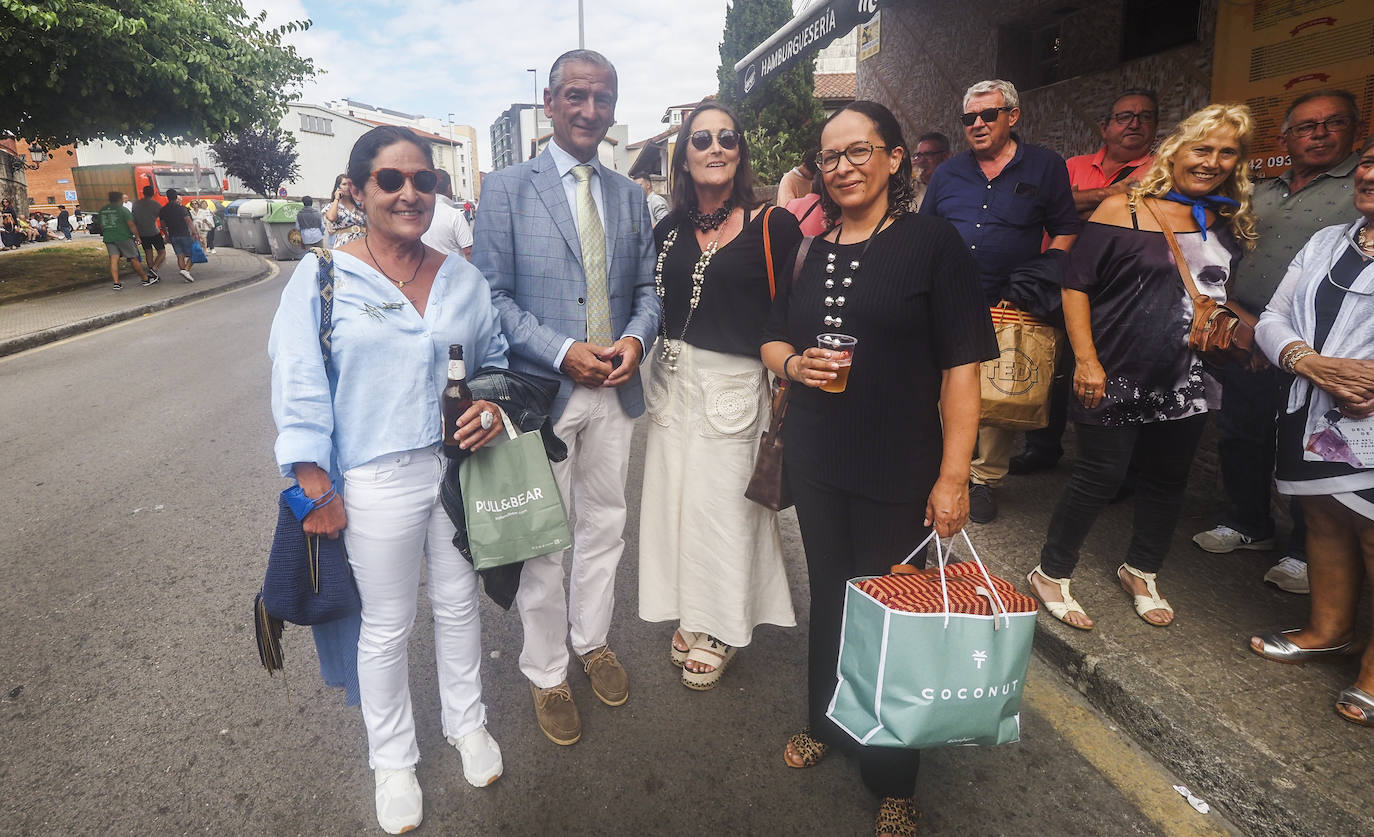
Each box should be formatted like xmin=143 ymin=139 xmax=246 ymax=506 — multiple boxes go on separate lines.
xmin=1139 ymin=197 xmax=1206 ymax=302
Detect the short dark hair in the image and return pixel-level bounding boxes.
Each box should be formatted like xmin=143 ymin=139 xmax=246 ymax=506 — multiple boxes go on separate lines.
xmin=108 ymin=191 xmax=122 ymax=204
xmin=1282 ymin=89 xmax=1360 ymax=131
xmin=668 ymin=102 xmax=759 ymax=216
xmin=301 ymin=195 xmax=313 ymax=207
xmin=142 ymin=185 xmax=154 ymax=198
xmin=1104 ymin=89 xmax=1158 ymax=122
xmin=165 ymin=189 xmax=179 ymax=200
xmin=915 ymin=131 xmax=950 ymax=151
xmin=345 ymin=125 xmax=434 ymax=190
xmin=434 ymin=169 xmax=454 ymax=199
xmin=818 ymin=101 xmax=914 ymax=226
xmin=549 ymin=49 xmax=617 ymax=96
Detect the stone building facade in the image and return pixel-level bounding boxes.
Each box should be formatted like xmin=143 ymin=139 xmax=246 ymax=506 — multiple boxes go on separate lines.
xmin=858 ymin=0 xmax=1221 ymax=163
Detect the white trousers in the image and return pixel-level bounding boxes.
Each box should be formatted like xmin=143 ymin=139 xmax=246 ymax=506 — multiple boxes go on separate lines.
xmin=517 ymin=385 xmax=636 ymax=688
xmin=343 ymin=445 xmax=485 ymax=769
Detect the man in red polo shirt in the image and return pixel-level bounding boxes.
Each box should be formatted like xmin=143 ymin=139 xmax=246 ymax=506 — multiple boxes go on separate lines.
xmin=1011 ymin=89 xmax=1159 ymax=474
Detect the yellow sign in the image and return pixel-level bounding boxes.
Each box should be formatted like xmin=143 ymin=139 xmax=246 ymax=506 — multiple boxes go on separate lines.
xmin=859 ymin=11 xmax=881 ymax=61
xmin=1212 ymin=0 xmax=1374 ymax=180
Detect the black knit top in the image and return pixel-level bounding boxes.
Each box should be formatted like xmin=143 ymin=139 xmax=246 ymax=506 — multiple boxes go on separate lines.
xmin=762 ymin=212 xmax=997 ymax=501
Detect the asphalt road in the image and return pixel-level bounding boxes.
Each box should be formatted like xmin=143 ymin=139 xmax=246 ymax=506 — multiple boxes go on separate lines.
xmin=0 ymin=275 xmax=1237 ymax=836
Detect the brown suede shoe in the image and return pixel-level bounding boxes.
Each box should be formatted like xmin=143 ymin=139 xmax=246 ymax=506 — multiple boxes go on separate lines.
xmin=530 ymin=681 xmax=581 ymax=746
xmin=578 ymin=645 xmax=629 ymax=706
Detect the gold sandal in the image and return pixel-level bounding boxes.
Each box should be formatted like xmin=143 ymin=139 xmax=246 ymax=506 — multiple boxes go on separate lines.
xmin=783 ymin=727 xmax=828 ymax=768
xmin=875 ymin=797 xmax=917 ymax=836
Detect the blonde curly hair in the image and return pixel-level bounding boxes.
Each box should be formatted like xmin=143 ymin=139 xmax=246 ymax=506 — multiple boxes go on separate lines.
xmin=1130 ymin=103 xmax=1257 ymax=249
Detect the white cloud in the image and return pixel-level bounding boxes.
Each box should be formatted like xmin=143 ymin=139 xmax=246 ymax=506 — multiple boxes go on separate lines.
xmin=243 ymin=0 xmax=733 ymax=172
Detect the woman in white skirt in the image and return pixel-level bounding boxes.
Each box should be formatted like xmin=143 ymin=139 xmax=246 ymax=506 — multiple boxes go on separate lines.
xmin=638 ymin=103 xmax=803 ymax=690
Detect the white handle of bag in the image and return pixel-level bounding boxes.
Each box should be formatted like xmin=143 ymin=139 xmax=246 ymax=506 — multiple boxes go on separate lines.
xmin=900 ymin=529 xmax=1011 ymax=630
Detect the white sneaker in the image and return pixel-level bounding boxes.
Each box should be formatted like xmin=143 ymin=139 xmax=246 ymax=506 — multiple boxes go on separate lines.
xmin=1263 ymin=556 xmax=1310 ymax=594
xmin=1191 ymin=525 xmax=1275 ymax=554
xmin=374 ymin=767 xmax=422 ymax=834
xmin=207 ymin=248 xmax=216 ymax=255
xmin=179 ymin=268 xmax=194 ymax=282
xmin=447 ymin=726 xmax=503 ymax=787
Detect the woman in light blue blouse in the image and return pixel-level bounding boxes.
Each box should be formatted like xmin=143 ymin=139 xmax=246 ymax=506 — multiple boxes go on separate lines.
xmin=269 ymin=125 xmax=509 ymax=835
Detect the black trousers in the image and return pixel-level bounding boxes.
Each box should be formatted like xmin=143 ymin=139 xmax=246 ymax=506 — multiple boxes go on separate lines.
xmin=1217 ymin=363 xmax=1307 ymax=556
xmin=1040 ymin=414 xmax=1207 ymax=577
xmin=789 ymin=470 xmax=929 ymax=799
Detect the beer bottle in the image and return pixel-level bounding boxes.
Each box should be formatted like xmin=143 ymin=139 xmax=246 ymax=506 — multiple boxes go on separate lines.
xmin=442 ymin=344 xmax=473 ymax=451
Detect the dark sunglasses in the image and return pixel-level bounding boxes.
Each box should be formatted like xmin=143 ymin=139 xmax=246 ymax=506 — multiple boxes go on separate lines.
xmin=960 ymin=106 xmax=1013 ymax=126
xmin=371 ymin=168 xmax=439 ymax=193
xmin=689 ymin=129 xmax=740 ymax=151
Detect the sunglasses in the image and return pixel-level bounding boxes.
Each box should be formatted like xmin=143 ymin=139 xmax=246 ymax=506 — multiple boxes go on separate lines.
xmin=371 ymin=168 xmax=439 ymax=193
xmin=960 ymin=106 xmax=1014 ymax=126
xmin=688 ymin=129 xmax=740 ymax=151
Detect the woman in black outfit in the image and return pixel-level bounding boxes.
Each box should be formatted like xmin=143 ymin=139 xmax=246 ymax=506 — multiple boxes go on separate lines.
xmin=638 ymin=102 xmax=803 ymax=691
xmin=761 ymin=101 xmax=995 ymax=836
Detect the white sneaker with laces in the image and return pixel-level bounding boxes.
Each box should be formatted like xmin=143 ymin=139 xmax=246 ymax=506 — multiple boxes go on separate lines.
xmin=447 ymin=726 xmax=503 ymax=788
xmin=1264 ymin=556 xmax=1310 ymax=594
xmin=1191 ymin=525 xmax=1275 ymax=554
xmin=179 ymin=268 xmax=194 ymax=282
xmin=374 ymin=767 xmax=422 ymax=834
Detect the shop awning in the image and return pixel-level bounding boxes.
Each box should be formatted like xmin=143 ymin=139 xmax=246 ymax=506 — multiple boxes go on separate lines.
xmin=734 ymin=0 xmax=886 ymax=98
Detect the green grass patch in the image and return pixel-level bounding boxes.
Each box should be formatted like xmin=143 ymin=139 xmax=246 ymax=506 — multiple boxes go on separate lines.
xmin=0 ymin=242 xmax=115 ymax=302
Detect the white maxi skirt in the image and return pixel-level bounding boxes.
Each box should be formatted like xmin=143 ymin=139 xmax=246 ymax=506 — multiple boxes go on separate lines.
xmin=638 ymin=340 xmax=796 ymax=647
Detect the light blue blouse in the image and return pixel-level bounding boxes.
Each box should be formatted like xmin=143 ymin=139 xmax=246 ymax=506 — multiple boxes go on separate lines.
xmin=269 ymin=250 xmax=509 ymax=478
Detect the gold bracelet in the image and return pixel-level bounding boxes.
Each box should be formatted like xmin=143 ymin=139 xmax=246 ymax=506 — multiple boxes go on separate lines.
xmin=1283 ymin=349 xmax=1316 ymax=374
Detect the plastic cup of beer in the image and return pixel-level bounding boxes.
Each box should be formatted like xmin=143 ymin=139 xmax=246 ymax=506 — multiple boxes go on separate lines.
xmin=817 ymin=333 xmax=857 ymax=393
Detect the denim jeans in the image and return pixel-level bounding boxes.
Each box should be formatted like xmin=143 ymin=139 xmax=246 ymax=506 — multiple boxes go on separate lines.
xmin=1041 ymin=414 xmax=1207 ymax=577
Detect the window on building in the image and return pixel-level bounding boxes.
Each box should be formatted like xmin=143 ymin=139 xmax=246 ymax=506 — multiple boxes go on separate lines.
xmin=1121 ymin=0 xmax=1201 ymax=61
xmin=996 ymin=20 xmax=1063 ymax=91
xmin=299 ymin=114 xmax=334 ymax=135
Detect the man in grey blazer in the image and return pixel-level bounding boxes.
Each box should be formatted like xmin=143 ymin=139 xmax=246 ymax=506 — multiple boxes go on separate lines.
xmin=472 ymin=49 xmax=659 ymax=747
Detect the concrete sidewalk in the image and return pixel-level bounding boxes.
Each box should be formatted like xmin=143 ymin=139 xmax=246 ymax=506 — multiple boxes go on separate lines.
xmin=971 ymin=441 xmax=1371 ymax=837
xmin=0 ymin=245 xmax=277 ymax=357
xmin=2 ymin=246 xmax=1367 ymax=836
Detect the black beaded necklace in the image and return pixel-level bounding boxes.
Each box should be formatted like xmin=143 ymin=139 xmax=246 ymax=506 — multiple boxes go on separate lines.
xmin=687 ymin=199 xmax=734 ymax=232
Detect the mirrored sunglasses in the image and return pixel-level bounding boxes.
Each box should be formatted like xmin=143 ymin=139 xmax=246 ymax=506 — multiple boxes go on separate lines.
xmin=960 ymin=106 xmax=1013 ymax=126
xmin=371 ymin=168 xmax=439 ymax=193
xmin=689 ymin=129 xmax=740 ymax=151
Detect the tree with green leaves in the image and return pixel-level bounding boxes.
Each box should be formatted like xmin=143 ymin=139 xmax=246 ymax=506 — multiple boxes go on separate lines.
xmin=716 ymin=0 xmax=824 ymax=184
xmin=1 ymin=0 xmax=314 ymax=149
xmin=209 ymin=126 xmax=300 ymax=197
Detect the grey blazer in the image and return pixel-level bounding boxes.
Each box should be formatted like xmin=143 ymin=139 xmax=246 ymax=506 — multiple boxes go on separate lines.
xmin=472 ymin=148 xmax=660 ymax=419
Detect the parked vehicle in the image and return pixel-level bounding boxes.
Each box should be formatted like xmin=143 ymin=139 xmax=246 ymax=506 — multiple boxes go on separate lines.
xmin=71 ymin=163 xmax=227 ymax=213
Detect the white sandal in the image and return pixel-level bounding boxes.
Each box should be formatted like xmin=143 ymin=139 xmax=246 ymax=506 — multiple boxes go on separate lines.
xmin=1027 ymin=565 xmax=1093 ymax=630
xmin=670 ymin=629 xmax=700 ymax=668
xmin=1118 ymin=563 xmax=1173 ymax=626
xmin=681 ymin=635 xmax=736 ymax=690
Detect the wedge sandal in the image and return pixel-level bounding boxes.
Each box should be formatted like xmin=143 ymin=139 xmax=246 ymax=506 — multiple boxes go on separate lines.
xmin=1026 ymin=565 xmax=1093 ymax=630
xmin=1118 ymin=563 xmax=1173 ymax=626
xmin=783 ymin=727 xmax=828 ymax=768
xmin=670 ymin=629 xmax=701 ymax=669
xmin=681 ymin=635 xmax=735 ymax=690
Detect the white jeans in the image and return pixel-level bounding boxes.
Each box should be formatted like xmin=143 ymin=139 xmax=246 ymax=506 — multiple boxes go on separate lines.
xmin=343 ymin=445 xmax=485 ymax=769
xmin=517 ymin=385 xmax=635 ymax=688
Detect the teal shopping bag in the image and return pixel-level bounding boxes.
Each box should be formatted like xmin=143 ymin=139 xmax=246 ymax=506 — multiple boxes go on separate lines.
xmin=827 ymin=530 xmax=1037 ymax=749
xmin=459 ymin=409 xmax=571 ymax=571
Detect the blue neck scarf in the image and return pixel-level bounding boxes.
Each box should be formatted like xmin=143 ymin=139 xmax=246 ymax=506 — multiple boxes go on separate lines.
xmin=1163 ymin=190 xmax=1239 ymax=240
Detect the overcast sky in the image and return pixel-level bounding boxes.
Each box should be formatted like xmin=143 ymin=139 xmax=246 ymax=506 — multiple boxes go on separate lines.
xmin=246 ymin=0 xmax=753 ymax=173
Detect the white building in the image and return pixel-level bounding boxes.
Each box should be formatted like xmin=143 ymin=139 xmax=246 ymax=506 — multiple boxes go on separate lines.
xmin=324 ymin=99 xmax=480 ymax=200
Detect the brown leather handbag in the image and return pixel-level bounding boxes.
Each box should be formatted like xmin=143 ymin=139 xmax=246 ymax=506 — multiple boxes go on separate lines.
xmin=1141 ymin=198 xmax=1256 ymax=366
xmin=745 ymin=229 xmax=813 ymax=511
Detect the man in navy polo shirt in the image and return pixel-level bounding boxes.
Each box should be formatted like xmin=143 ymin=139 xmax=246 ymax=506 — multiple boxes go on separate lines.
xmin=922 ymin=78 xmax=1081 ymax=523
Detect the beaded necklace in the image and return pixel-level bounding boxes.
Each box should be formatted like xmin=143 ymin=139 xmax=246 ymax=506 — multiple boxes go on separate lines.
xmin=653 ymin=225 xmax=722 ymax=371
xmin=821 ymin=211 xmax=889 ymax=330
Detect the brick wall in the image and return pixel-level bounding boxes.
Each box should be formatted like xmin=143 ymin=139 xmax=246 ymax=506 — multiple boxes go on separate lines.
xmin=20 ymin=142 xmax=79 ymax=213
xmin=857 ymin=0 xmax=1218 ymax=162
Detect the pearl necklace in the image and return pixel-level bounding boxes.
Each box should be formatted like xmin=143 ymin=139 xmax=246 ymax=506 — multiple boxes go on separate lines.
xmin=653 ymin=226 xmax=721 ymax=371
xmin=821 ymin=213 xmax=889 ymax=330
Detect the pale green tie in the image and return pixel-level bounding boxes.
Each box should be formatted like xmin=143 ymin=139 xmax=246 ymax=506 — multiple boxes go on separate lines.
xmin=572 ymin=164 xmax=611 ymax=345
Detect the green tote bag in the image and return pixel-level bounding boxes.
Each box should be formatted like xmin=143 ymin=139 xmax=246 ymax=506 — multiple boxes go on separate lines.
xmin=459 ymin=408 xmax=572 ymax=571
xmin=826 ymin=530 xmax=1038 ymax=749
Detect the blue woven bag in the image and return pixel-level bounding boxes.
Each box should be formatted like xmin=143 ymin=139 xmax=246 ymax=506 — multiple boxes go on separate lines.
xmin=259 ymin=490 xmax=361 ymax=625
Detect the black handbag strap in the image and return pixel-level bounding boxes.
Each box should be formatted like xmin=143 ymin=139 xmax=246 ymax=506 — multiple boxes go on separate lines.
xmin=311 ymin=246 xmax=335 ymax=366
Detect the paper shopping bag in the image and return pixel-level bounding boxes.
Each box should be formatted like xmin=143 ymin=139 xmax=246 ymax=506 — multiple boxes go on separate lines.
xmin=980 ymin=306 xmax=1059 ymax=430
xmin=827 ymin=530 xmax=1038 ymax=749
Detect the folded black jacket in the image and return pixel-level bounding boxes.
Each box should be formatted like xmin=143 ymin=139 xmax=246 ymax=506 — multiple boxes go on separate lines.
xmin=439 ymin=367 xmax=566 ymax=609
xmin=1004 ymin=249 xmax=1067 ymax=329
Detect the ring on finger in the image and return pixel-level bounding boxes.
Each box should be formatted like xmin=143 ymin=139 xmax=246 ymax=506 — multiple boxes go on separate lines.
xmin=480 ymin=409 xmax=494 ymax=431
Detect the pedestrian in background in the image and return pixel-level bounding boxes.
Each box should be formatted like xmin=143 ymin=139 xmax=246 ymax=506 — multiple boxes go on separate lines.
xmin=471 ymin=49 xmax=659 ymax=748
xmin=420 ymin=170 xmax=474 ymax=259
xmin=158 ymin=189 xmax=201 ymax=282
xmin=776 ymin=151 xmax=817 ymax=205
xmin=634 ymin=175 xmax=670 ymax=227
xmin=909 ymin=131 xmax=949 ymax=211
xmin=762 ymin=100 xmax=995 ymax=837
xmin=97 ymin=190 xmax=152 ymax=290
xmin=130 ymin=186 xmax=166 ymax=279
xmin=1193 ymin=89 xmax=1364 ymax=596
xmin=269 ymin=125 xmax=510 ymax=834
xmin=293 ymin=195 xmax=326 ymax=248
xmin=191 ymin=200 xmax=217 ymax=254
xmin=1027 ymin=103 xmax=1256 ymax=630
xmin=56 ymin=205 xmax=73 ymax=240
xmin=326 ymin=173 xmax=367 ymax=247
xmin=1249 ymin=136 xmax=1374 ymax=726
xmin=638 ymin=102 xmax=801 ymax=691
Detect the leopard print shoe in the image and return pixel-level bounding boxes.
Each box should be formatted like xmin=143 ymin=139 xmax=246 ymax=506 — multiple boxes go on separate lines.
xmin=875 ymin=797 xmax=917 ymax=837
xmin=783 ymin=727 xmax=829 ymax=768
